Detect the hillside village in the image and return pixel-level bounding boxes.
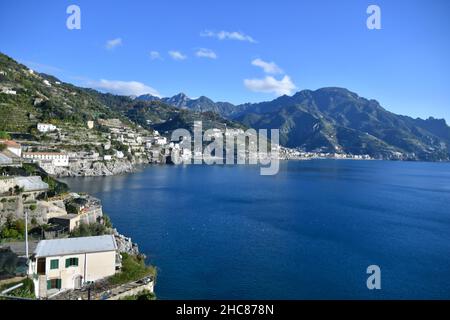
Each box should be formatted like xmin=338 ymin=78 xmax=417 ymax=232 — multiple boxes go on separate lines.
xmin=1 ymin=84 xmax=164 ymax=299
xmin=0 ymin=116 xmax=197 ymax=178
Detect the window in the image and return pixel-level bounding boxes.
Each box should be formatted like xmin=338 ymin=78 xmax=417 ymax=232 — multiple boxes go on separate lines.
xmin=50 ymin=259 xmax=59 ymax=270
xmin=65 ymin=257 xmax=79 ymax=268
xmin=47 ymin=279 xmax=61 ymax=290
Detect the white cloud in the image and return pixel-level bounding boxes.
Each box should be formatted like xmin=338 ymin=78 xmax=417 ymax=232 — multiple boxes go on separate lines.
xmin=168 ymin=50 xmax=187 ymax=61
xmin=89 ymin=79 xmax=160 ymax=97
xmin=251 ymin=58 xmax=283 ymax=74
xmin=201 ymin=30 xmax=257 ymax=43
xmin=106 ymin=38 xmax=122 ymax=50
xmin=244 ymin=75 xmax=296 ymax=96
xmin=150 ymin=51 xmax=162 ymax=60
xmin=195 ymin=48 xmax=217 ymax=59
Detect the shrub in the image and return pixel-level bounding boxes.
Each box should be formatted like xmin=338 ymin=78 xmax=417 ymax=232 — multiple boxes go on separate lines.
xmin=108 ymin=253 xmax=156 ymax=286
xmin=69 ymin=222 xmax=109 ymax=238
xmin=0 ymin=131 xmax=11 ymax=139
xmin=102 ymin=214 xmax=113 ymax=228
xmin=0 ymin=218 xmax=26 ymax=240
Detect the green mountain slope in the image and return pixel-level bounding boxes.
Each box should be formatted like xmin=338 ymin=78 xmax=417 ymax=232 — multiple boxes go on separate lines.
xmin=234 ymin=88 xmax=450 ymax=160
xmin=0 ymin=52 xmax=239 ymax=136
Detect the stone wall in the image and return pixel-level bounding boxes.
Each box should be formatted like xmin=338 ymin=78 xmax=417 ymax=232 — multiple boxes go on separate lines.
xmin=0 ymin=196 xmax=67 ymax=226
xmin=52 ymin=159 xmax=134 ymax=177
xmin=107 ymin=281 xmax=155 ymax=300
xmin=0 ymin=196 xmax=21 ymax=225
xmin=0 ymin=176 xmax=48 ymax=194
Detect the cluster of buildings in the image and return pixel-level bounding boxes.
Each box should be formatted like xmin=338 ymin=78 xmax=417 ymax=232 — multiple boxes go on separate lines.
xmin=99 ymin=119 xmax=186 ymax=163
xmin=0 ymin=138 xmax=70 ymax=172
xmin=278 ymin=148 xmax=373 ymax=160
xmin=0 ymin=119 xmax=180 ymax=174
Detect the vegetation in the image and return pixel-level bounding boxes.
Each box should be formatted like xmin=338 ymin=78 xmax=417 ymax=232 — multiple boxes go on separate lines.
xmin=0 ymin=131 xmax=11 ymax=139
xmin=0 ymin=278 xmax=35 ymax=299
xmin=69 ymin=222 xmax=110 ymax=238
xmin=108 ymin=253 xmax=156 ymax=286
xmin=102 ymin=214 xmax=113 ymax=228
xmin=0 ymin=216 xmax=26 ymax=240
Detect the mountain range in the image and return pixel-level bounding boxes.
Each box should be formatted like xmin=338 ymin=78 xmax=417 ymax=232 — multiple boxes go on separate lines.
xmin=1 ymin=52 xmax=449 ymax=161
xmin=136 ymin=89 xmax=450 ymax=161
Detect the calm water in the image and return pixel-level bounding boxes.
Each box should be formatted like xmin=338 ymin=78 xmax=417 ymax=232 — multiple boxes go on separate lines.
xmin=62 ymin=160 xmax=450 ymax=299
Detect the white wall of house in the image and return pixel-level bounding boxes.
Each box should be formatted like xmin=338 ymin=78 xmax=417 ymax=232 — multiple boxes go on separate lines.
xmin=1 ymin=88 xmax=16 ymax=95
xmin=37 ymin=123 xmax=57 ymax=133
xmin=0 ymin=140 xmax=22 ymax=157
xmin=23 ymin=153 xmax=69 ymax=167
xmin=7 ymin=146 xmax=21 ymax=157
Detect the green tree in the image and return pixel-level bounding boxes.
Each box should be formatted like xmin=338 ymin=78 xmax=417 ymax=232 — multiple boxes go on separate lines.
xmin=0 ymin=131 xmax=11 ymax=139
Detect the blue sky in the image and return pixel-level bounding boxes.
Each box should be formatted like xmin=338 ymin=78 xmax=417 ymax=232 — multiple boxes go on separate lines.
xmin=0 ymin=0 xmax=449 ymax=121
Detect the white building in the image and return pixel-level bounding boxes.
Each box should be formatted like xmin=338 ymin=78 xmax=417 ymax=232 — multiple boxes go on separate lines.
xmin=37 ymin=123 xmax=57 ymax=133
xmin=0 ymin=139 xmax=22 ymax=157
xmin=23 ymin=152 xmax=69 ymax=167
xmin=29 ymin=235 xmax=118 ymax=298
xmin=155 ymin=137 xmax=167 ymax=145
xmin=115 ymin=150 xmax=124 ymax=159
xmin=1 ymin=88 xmax=16 ymax=95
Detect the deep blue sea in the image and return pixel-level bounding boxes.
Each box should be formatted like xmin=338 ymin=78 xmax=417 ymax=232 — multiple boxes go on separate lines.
xmin=62 ymin=160 xmax=450 ymax=299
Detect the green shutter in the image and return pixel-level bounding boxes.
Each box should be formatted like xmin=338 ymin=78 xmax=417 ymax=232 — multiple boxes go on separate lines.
xmin=56 ymin=279 xmax=62 ymax=289
xmin=65 ymin=257 xmax=78 ymax=267
xmin=50 ymin=259 xmax=59 ymax=269
xmin=47 ymin=280 xmax=51 ymax=290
